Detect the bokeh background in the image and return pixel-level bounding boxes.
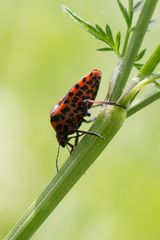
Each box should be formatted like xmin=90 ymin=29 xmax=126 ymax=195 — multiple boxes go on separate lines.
xmin=1 ymin=0 xmax=160 ymax=239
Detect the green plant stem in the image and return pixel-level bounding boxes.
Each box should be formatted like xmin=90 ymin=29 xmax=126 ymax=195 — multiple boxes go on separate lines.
xmin=127 ymin=87 xmax=160 ymax=117
xmin=119 ymin=75 xmax=160 ymax=106
xmin=128 ymin=0 xmax=133 ymax=16
xmin=109 ymin=0 xmax=158 ymax=101
xmin=121 ymin=0 xmax=133 ymax=55
xmin=121 ymin=28 xmax=130 ymax=56
xmin=4 ymin=106 xmax=127 ymax=240
xmin=138 ymin=43 xmax=160 ymax=79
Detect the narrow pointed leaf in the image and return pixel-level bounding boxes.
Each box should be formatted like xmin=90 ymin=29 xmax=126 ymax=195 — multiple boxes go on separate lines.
xmin=133 ymin=1 xmax=144 ymax=12
xmin=154 ymin=81 xmax=160 ymax=89
xmin=62 ymin=5 xmax=112 ymax=44
xmin=105 ymin=24 xmax=114 ymax=45
xmin=62 ymin=6 xmax=99 ymax=39
xmin=95 ymin=24 xmax=106 ymax=37
xmin=97 ymin=47 xmax=113 ymax=51
xmin=135 ymin=48 xmax=146 ymax=61
xmin=134 ymin=63 xmax=143 ymax=70
xmin=117 ymin=0 xmax=130 ymax=27
xmin=115 ymin=31 xmax=121 ymax=51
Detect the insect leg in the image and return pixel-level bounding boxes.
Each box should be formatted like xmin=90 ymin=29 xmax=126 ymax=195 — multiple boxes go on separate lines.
xmin=55 ymin=144 xmax=60 ymax=173
xmin=67 ymin=133 xmax=83 ymax=148
xmin=84 ymin=99 xmax=126 ymax=109
xmin=83 ymin=117 xmax=97 ymax=123
xmin=66 ymin=130 xmax=104 ymax=154
xmin=66 ymin=142 xmax=75 ymax=154
xmin=83 ymin=101 xmax=97 ymax=123
xmin=77 ymin=130 xmax=105 ymax=140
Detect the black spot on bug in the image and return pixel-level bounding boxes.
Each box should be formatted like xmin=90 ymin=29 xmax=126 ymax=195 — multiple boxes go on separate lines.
xmin=72 ymin=97 xmax=79 ymax=103
xmin=75 ymin=84 xmax=80 ymax=89
xmin=90 ymin=72 xmax=93 ymax=77
xmin=56 ymin=124 xmax=63 ymax=131
xmin=71 ymin=103 xmax=76 ymax=108
xmin=76 ymin=90 xmax=83 ymax=96
xmin=64 ymin=99 xmax=69 ymax=104
xmin=81 ymin=85 xmax=88 ymax=90
xmin=69 ymin=92 xmax=74 ymax=97
xmin=86 ymin=89 xmax=93 ymax=94
xmin=50 ymin=115 xmax=61 ymax=122
xmin=61 ymin=107 xmax=70 ymax=114
xmin=82 ymin=77 xmax=86 ymax=82
xmin=87 ymin=80 xmax=92 ymax=85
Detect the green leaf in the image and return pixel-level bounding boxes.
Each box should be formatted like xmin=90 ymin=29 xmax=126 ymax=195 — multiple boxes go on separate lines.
xmin=134 ymin=63 xmax=143 ymax=70
xmin=105 ymin=24 xmax=114 ymax=45
xmin=62 ymin=5 xmax=112 ymax=45
xmin=154 ymin=81 xmax=160 ymax=89
xmin=115 ymin=31 xmax=121 ymax=51
xmin=62 ymin=5 xmax=119 ymax=55
xmin=62 ymin=6 xmax=100 ymax=39
xmin=133 ymin=1 xmax=144 ymax=12
xmin=97 ymin=47 xmax=113 ymax=51
xmin=135 ymin=48 xmax=146 ymax=61
xmin=95 ymin=24 xmax=106 ymax=37
xmin=117 ymin=0 xmax=130 ymax=27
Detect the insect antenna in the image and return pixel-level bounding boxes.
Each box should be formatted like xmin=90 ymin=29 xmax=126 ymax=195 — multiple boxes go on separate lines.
xmin=56 ymin=143 xmax=61 ymax=173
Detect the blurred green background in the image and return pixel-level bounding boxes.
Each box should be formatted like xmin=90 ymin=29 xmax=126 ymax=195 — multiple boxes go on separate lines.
xmin=0 ymin=0 xmax=160 ymax=239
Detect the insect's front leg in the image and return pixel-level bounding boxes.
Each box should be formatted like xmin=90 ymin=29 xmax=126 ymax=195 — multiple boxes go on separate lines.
xmin=83 ymin=101 xmax=97 ymax=123
xmin=83 ymin=117 xmax=96 ymax=123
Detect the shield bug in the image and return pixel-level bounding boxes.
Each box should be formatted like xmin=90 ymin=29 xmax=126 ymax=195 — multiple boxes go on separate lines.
xmin=50 ymin=69 xmax=125 ymax=171
xmin=50 ymin=69 xmax=104 ymax=171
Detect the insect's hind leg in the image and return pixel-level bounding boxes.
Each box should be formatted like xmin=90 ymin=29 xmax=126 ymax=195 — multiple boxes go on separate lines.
xmin=66 ymin=130 xmax=104 ymax=156
xmin=77 ymin=130 xmax=105 ymax=140
xmin=67 ymin=132 xmax=83 ymax=149
xmin=66 ymin=142 xmax=75 ymax=154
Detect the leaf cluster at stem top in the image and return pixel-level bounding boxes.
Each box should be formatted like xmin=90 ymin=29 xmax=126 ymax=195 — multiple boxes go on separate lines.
xmin=62 ymin=1 xmax=146 ymax=66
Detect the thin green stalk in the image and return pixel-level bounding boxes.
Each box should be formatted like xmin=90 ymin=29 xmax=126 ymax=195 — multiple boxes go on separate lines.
xmin=121 ymin=0 xmax=133 ymax=55
xmin=127 ymin=87 xmax=160 ymax=117
xmin=109 ymin=0 xmax=158 ymax=101
xmin=122 ymin=0 xmax=133 ymax=56
xmin=120 ymin=75 xmax=160 ymax=106
xmin=128 ymin=0 xmax=134 ymax=17
xmin=138 ymin=43 xmax=160 ymax=79
xmin=121 ymin=28 xmax=130 ymax=56
xmin=4 ymin=106 xmax=127 ymax=240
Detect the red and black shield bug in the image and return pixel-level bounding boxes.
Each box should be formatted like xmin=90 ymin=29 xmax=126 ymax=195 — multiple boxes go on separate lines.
xmin=50 ymin=69 xmax=104 ymax=171
xmin=50 ymin=69 xmax=126 ymax=172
